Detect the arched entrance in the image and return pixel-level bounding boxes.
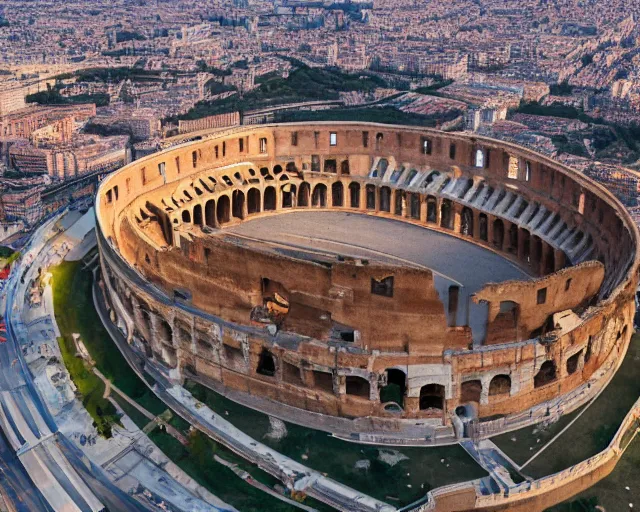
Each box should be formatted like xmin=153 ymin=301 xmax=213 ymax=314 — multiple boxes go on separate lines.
xmin=264 ymin=186 xmax=276 ymax=211
xmin=380 ymin=369 xmax=406 ymax=409
xmin=216 ymin=195 xmax=230 ymax=225
xmin=247 ymin=188 xmax=261 ymax=214
xmin=332 ymin=182 xmax=344 ymax=207
xmin=419 ymin=384 xmax=445 ymax=411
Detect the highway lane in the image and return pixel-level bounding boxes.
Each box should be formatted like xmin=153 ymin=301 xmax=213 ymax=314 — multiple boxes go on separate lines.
xmin=0 ymin=210 xmax=147 ymax=511
xmin=0 ymin=424 xmax=53 ymax=512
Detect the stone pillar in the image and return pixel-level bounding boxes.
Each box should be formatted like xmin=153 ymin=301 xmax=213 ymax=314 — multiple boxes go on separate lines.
xmin=420 ymin=196 xmax=428 ymax=223
xmin=242 ymin=196 xmax=248 ymax=219
xmin=359 ymin=184 xmax=367 ymax=211
xmin=517 ymin=229 xmax=526 ymax=262
xmin=436 ymin=198 xmax=443 ymax=226
xmin=480 ymin=375 xmax=491 ymax=405
xmin=369 ymin=374 xmax=379 ymax=401
xmin=473 ymin=211 xmax=481 ymax=239
xmin=453 ymin=204 xmax=462 ymax=233
xmin=326 ymin=182 xmax=333 ymax=208
xmin=210 ymin=323 xmax=225 ymax=365
xmin=335 ymin=373 xmax=345 ymax=396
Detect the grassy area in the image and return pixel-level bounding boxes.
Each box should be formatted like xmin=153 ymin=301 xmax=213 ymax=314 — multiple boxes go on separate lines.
xmin=492 ymin=405 xmax=585 ymax=466
xmin=276 ymin=106 xmax=461 ymax=127
xmin=52 ymin=260 xmax=326 ymax=510
xmin=522 ymin=334 xmax=640 ymax=479
xmin=546 ymin=434 xmax=640 ymax=512
xmin=148 ymin=427 xmax=333 ymax=512
xmin=186 ymin=380 xmax=487 ymax=506
xmin=26 ymin=87 xmax=110 ymax=107
xmin=51 ymin=261 xmax=166 ymax=418
xmin=174 ymin=65 xmax=387 ymax=121
xmin=50 ymin=262 xmax=120 ymax=438
xmin=109 ymin=392 xmax=151 ymax=431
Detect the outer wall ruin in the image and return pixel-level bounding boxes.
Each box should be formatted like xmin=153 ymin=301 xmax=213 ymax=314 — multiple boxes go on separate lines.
xmin=96 ymin=122 xmax=639 ymax=437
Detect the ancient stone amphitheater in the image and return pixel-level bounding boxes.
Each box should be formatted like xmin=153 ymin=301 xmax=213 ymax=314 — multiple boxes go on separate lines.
xmin=96 ymin=122 xmax=638 ymax=449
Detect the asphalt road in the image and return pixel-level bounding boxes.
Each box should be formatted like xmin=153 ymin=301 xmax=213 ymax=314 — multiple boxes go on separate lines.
xmin=1 ymin=211 xmax=147 ymax=512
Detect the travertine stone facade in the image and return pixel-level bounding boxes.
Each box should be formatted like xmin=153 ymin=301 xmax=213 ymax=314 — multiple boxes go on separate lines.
xmin=96 ymin=122 xmax=639 ymax=433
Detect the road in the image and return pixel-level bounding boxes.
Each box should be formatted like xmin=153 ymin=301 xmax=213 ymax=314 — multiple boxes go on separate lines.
xmin=1 ymin=210 xmax=146 ymax=512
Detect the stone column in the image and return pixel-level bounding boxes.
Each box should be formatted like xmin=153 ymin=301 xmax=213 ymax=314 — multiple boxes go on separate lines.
xmin=242 ymin=196 xmax=248 ymax=219
xmin=335 ymin=373 xmax=345 ymax=396
xmin=453 ymin=204 xmax=462 ymax=233
xmin=480 ymin=375 xmax=491 ymax=405
xmin=359 ymin=184 xmax=367 ymax=211
xmin=369 ymin=374 xmax=380 ymax=401
xmin=420 ymin=196 xmax=428 ymax=223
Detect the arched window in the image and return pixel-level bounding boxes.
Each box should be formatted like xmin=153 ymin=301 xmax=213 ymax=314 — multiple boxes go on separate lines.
xmin=247 ymin=188 xmax=261 ymax=214
xmin=534 ymin=361 xmax=557 ymax=388
xmin=182 ymin=210 xmax=191 ymax=223
xmin=461 ymin=380 xmax=482 ymax=404
xmin=375 ymin=132 xmax=384 ymax=151
xmin=475 ymin=148 xmax=485 ymax=168
xmin=281 ymin=184 xmax=296 ymax=208
xmin=380 ymin=369 xmax=406 ymax=409
xmin=427 ymin=196 xmax=437 ymax=223
xmin=232 ymin=190 xmax=245 ymax=220
xmin=479 ymin=213 xmax=488 ymax=241
xmin=312 ymin=184 xmax=327 ymax=207
xmin=440 ymin=199 xmax=453 ymax=229
xmin=193 ymin=204 xmax=203 ymax=226
xmin=298 ymin=182 xmax=311 ymax=207
xmin=257 ymin=349 xmax=276 ymax=377
xmin=332 ymin=182 xmax=344 ymax=207
xmin=379 ymin=187 xmax=391 ymax=212
xmin=345 ymin=376 xmax=370 ymax=398
xmin=489 ymin=375 xmax=511 ymax=396
xmin=461 ymin=207 xmax=474 ymax=236
xmin=366 ymin=185 xmax=376 ymax=210
xmin=419 ymin=384 xmax=445 ymax=410
xmin=349 ymin=182 xmax=360 ymax=208
xmin=264 ymin=186 xmax=276 ymax=211
xmin=205 ymin=199 xmax=216 ymax=227
xmin=216 ymin=195 xmax=231 ymax=224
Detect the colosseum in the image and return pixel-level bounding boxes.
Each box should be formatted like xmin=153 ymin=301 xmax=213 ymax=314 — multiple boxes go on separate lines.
xmin=95 ymin=122 xmax=639 ymax=445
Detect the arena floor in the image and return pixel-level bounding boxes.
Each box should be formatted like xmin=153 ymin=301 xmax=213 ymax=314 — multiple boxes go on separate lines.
xmin=225 ymin=211 xmax=530 ymax=343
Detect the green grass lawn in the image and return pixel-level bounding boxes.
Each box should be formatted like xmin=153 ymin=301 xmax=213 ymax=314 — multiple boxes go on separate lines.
xmin=522 ymin=334 xmax=640 ymax=479
xmin=492 ymin=405 xmax=585 ymax=466
xmin=51 ymin=262 xmax=121 ymax=437
xmin=148 ymin=427 xmax=333 ymax=512
xmin=51 ymin=260 xmax=166 ymax=417
xmin=276 ymin=105 xmax=461 ymax=127
xmin=546 ymin=433 xmax=640 ymax=512
xmin=186 ymin=381 xmax=487 ymax=506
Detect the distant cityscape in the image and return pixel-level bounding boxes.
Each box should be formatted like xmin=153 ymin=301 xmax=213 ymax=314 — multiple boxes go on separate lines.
xmin=1 ymin=3 xmax=640 ymax=512
xmin=2 ymin=1 xmax=640 ymax=242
